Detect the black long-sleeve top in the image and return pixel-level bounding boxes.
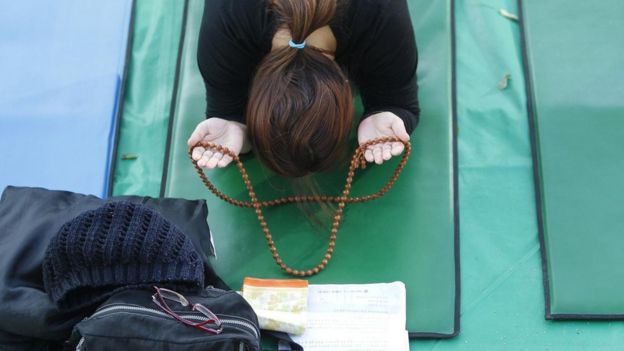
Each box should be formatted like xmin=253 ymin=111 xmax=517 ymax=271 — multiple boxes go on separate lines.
xmin=197 ymin=0 xmax=420 ymax=134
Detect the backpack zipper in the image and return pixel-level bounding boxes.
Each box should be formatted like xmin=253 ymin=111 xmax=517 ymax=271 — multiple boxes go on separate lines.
xmin=88 ymin=304 xmax=259 ymax=339
xmin=78 ymin=337 xmax=247 ymax=351
xmin=76 ymin=337 xmax=85 ymax=351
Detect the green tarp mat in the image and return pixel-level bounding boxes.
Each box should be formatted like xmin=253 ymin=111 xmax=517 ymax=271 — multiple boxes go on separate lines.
xmin=111 ymin=0 xmax=188 ymax=197
xmin=415 ymin=0 xmax=623 ymax=349
xmin=114 ymin=0 xmax=624 ymax=348
xmin=519 ymin=0 xmax=624 ymax=319
xmin=161 ymin=0 xmax=459 ymax=338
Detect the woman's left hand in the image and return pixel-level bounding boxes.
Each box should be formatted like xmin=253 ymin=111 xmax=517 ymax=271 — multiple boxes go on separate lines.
xmin=357 ymin=112 xmax=410 ymax=165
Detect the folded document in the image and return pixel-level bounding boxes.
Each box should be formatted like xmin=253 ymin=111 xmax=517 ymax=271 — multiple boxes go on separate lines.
xmin=290 ymin=282 xmax=408 ymax=351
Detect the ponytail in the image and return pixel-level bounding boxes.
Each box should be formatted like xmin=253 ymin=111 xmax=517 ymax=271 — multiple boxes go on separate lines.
xmin=269 ymin=0 xmax=337 ymax=42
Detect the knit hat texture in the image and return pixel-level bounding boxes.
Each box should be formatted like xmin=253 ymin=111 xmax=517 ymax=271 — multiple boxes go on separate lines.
xmin=42 ymin=201 xmax=205 ymax=311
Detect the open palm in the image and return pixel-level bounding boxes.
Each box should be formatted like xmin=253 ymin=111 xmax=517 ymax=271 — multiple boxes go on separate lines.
xmin=357 ymin=112 xmax=410 ymax=165
xmin=187 ymin=117 xmax=251 ymax=169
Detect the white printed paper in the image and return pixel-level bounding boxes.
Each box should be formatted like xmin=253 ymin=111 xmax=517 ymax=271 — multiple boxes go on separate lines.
xmin=290 ymin=282 xmax=408 ymax=351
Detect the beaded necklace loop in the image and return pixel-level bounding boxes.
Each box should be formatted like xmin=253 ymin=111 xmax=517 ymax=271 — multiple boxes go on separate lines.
xmin=189 ymin=136 xmax=410 ymax=276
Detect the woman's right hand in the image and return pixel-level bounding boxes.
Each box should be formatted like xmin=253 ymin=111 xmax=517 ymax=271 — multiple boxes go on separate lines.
xmin=187 ymin=117 xmax=251 ymax=169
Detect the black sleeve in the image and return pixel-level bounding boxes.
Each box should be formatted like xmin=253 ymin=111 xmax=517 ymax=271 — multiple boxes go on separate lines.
xmin=196 ymin=0 xmax=267 ymax=123
xmin=356 ymin=0 xmax=420 ymax=134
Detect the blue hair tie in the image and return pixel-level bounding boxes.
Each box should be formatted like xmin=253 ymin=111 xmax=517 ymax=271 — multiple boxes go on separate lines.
xmin=288 ymin=39 xmax=306 ymax=49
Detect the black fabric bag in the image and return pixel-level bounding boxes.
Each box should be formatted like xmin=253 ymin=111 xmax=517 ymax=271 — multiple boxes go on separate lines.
xmin=0 ymin=186 xmax=225 ymax=350
xmin=64 ymin=287 xmax=260 ymax=351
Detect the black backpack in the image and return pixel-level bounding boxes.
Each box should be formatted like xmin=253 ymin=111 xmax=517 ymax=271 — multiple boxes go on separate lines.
xmin=64 ymin=286 xmax=260 ymax=351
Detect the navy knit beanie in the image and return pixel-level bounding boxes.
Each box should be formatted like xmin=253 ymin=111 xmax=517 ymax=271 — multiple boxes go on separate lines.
xmin=42 ymin=201 xmax=205 ymax=311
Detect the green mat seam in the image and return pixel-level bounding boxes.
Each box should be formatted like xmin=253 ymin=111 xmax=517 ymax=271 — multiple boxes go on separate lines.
xmin=448 ymin=0 xmax=461 ymax=338
xmin=106 ymin=0 xmax=137 ymax=197
xmin=517 ymin=0 xmax=551 ymax=321
xmin=405 ymin=0 xmax=460 ymax=338
xmin=160 ymin=0 xmax=191 ymax=198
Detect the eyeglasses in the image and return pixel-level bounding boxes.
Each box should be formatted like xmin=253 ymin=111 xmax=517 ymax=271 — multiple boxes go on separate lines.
xmin=152 ymin=286 xmax=223 ymax=334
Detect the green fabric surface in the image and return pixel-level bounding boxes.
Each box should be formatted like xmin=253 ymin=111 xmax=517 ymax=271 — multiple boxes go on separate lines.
xmin=162 ymin=0 xmax=458 ymax=337
xmin=520 ymin=0 xmax=624 ymax=317
xmin=111 ymin=0 xmax=186 ymax=197
xmin=110 ymin=0 xmax=624 ymax=348
xmin=412 ymin=0 xmax=624 ymax=349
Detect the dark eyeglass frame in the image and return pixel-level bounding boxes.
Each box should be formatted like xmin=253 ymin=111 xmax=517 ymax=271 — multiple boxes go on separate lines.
xmin=152 ymin=286 xmax=223 ymax=334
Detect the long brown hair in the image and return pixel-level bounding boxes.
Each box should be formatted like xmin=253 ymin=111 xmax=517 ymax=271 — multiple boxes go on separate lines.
xmin=246 ymin=0 xmax=353 ymax=178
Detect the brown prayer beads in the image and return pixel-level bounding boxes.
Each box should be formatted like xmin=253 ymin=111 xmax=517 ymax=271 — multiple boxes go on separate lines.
xmin=189 ymin=136 xmax=410 ymax=277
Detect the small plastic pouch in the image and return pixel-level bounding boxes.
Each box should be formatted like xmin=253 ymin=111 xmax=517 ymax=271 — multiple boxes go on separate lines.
xmin=241 ymin=277 xmax=308 ymax=335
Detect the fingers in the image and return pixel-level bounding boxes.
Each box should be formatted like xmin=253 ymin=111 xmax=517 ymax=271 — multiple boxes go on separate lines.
xmin=365 ymin=142 xmax=402 ymax=165
xmin=218 ymin=155 xmax=233 ymax=168
xmin=373 ymin=146 xmax=383 ymax=165
xmin=195 ymin=147 xmax=233 ymax=169
xmin=206 ymin=152 xmax=223 ymax=169
xmin=187 ymin=133 xmax=201 ymax=148
xmin=390 ymin=141 xmax=404 ymax=156
xmin=187 ymin=122 xmax=209 ymax=147
xmin=373 ymin=144 xmax=392 ymax=164
xmin=197 ymin=149 xmax=213 ymax=167
xmin=192 ymin=146 xmax=205 ymax=161
xmin=198 ymin=151 xmax=223 ymax=169
xmin=390 ymin=118 xmax=410 ymax=141
xmin=382 ymin=143 xmax=392 ymax=161
xmin=364 ymin=149 xmax=374 ymax=163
